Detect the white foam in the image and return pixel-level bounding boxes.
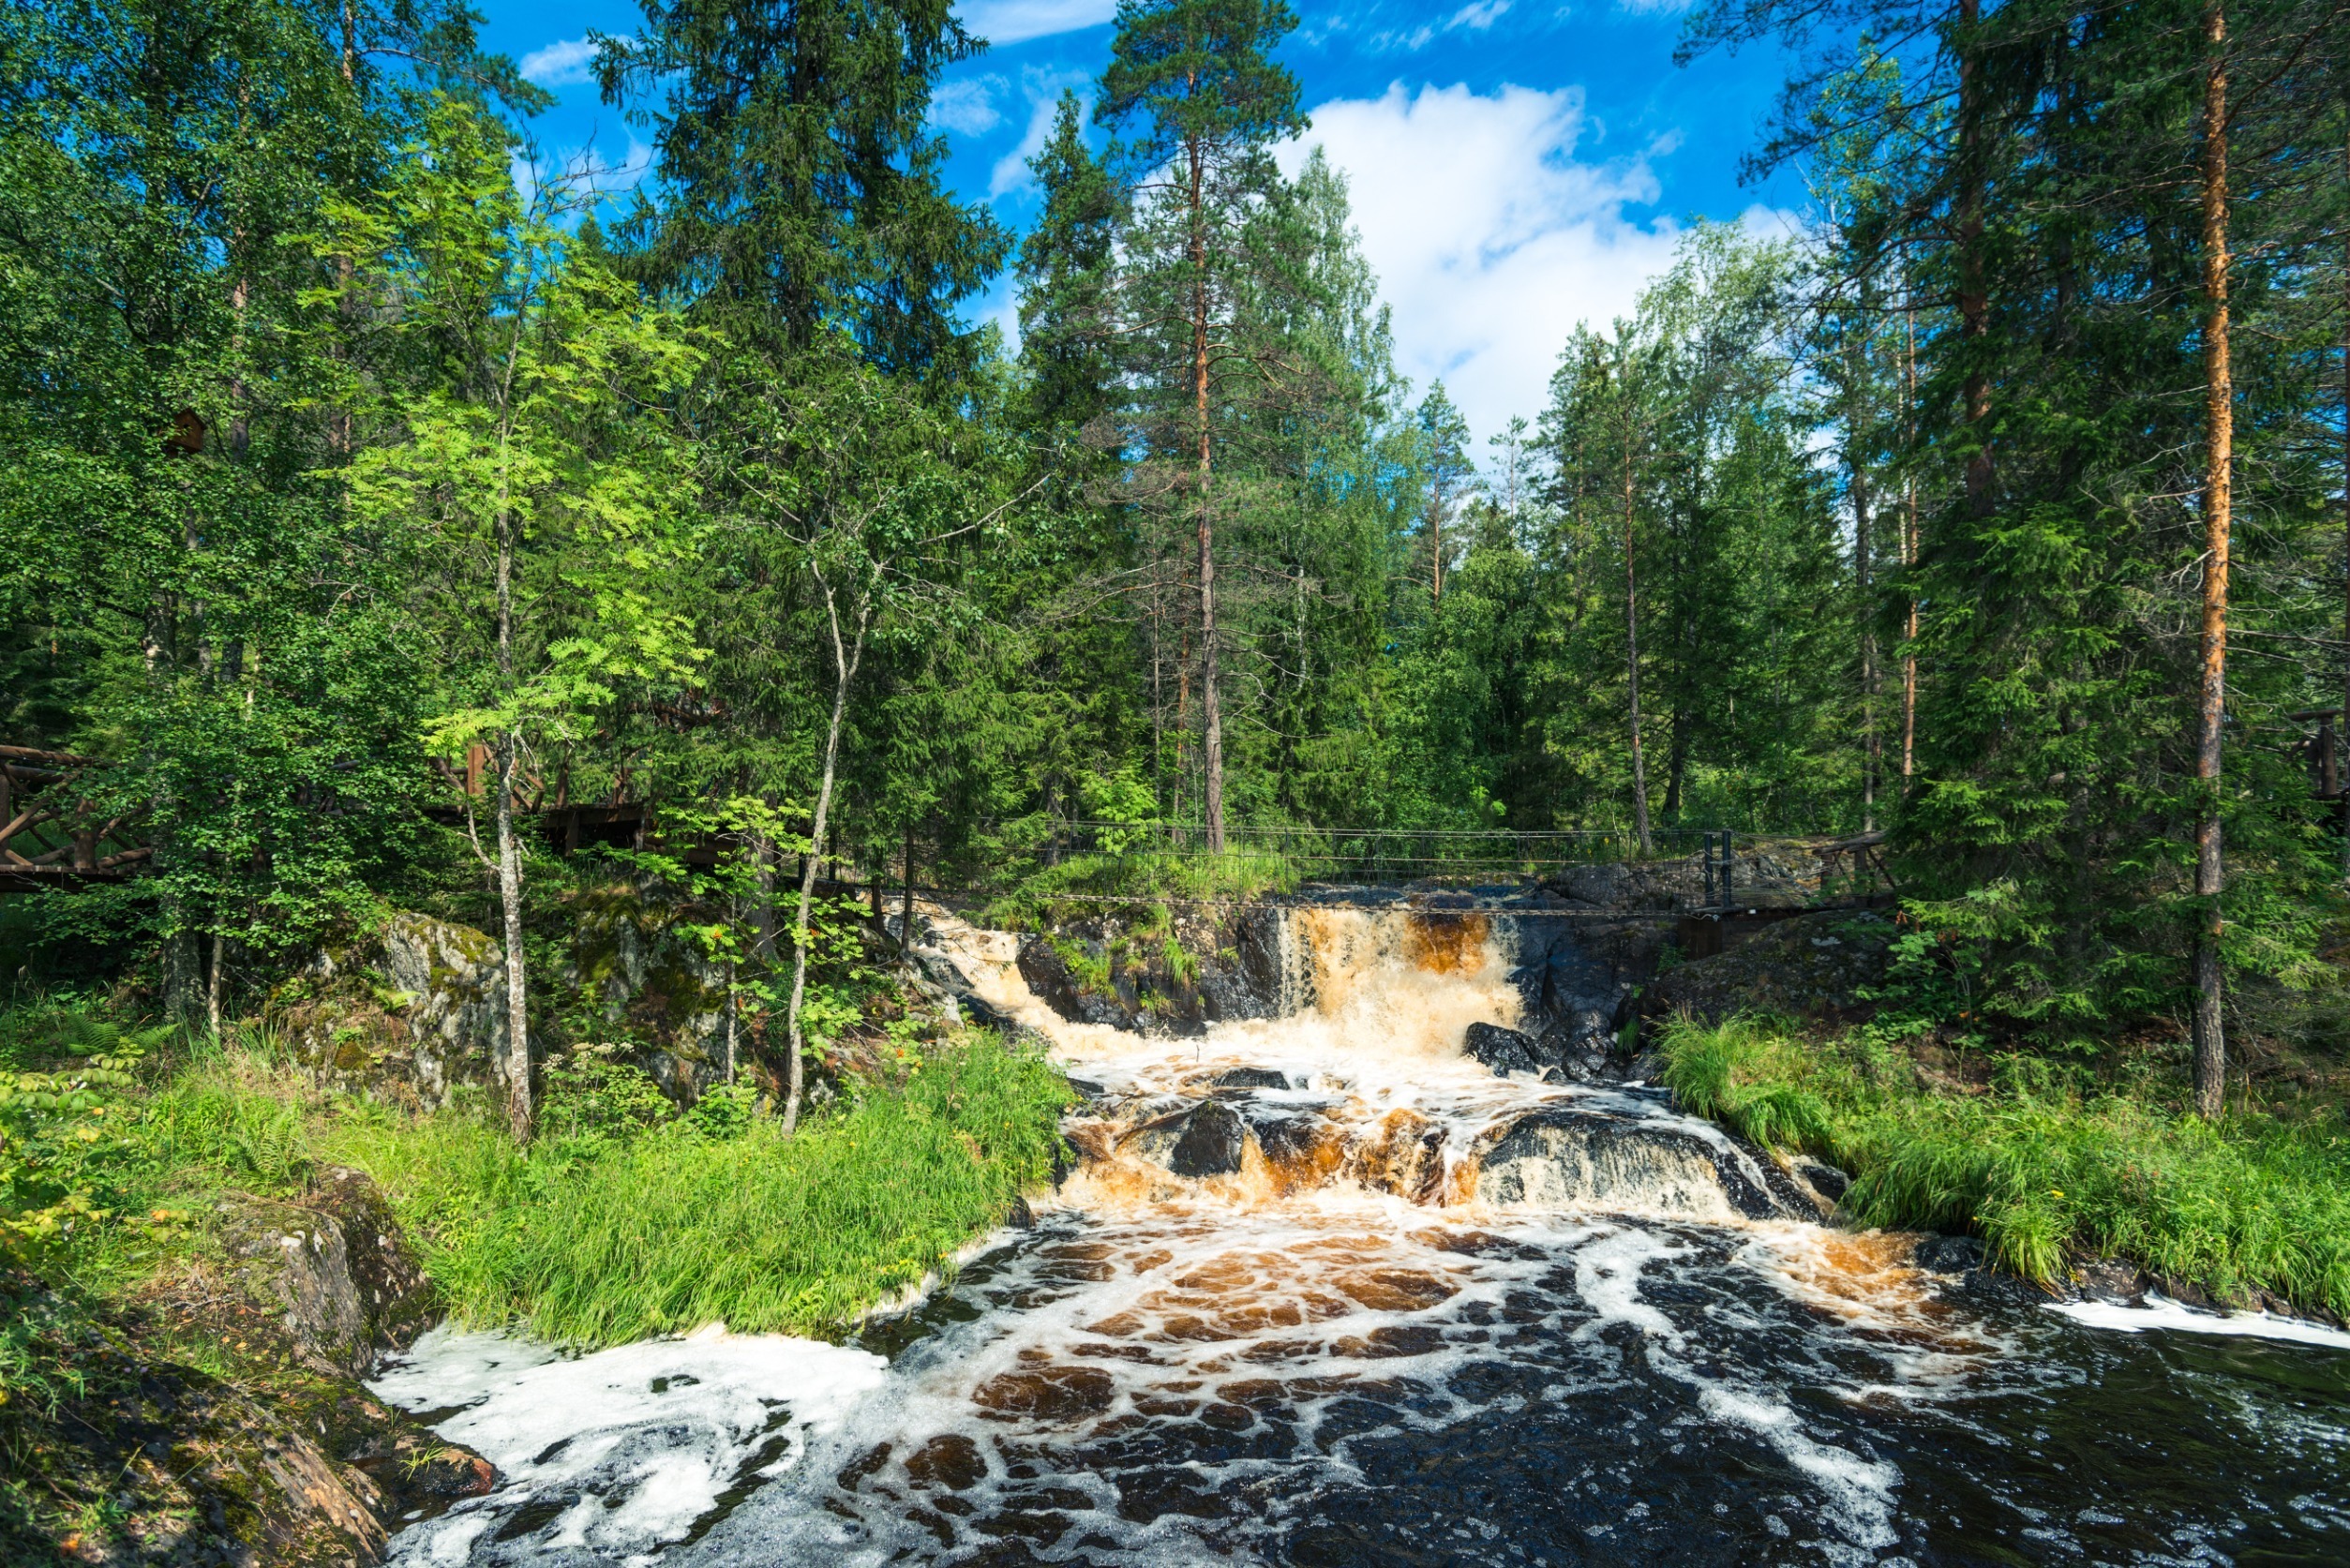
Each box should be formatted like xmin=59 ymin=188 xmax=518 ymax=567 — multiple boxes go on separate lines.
xmin=2048 ymin=1292 xmax=2350 ymax=1350
xmin=1573 ymin=1226 xmax=1688 ymax=1342
xmin=370 ymin=1322 xmax=888 ymax=1561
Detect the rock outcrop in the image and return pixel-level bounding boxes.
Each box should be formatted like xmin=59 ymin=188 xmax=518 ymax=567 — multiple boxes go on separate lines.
xmin=565 ymin=884 xmax=733 ymax=1102
xmin=275 ymin=912 xmax=516 ymax=1109
xmin=224 ymin=1168 xmax=438 ymax=1379
xmin=1645 ymin=910 xmax=1893 ymax=1026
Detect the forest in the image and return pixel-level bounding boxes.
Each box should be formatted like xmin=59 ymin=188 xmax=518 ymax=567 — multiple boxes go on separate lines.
xmin=10 ymin=0 xmax=2343 ymax=1107
xmin=7 ymin=0 xmax=2350 ymax=1557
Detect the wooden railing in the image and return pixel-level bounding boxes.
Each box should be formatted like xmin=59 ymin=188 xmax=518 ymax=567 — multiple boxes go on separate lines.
xmin=0 ymin=747 xmax=152 ymax=890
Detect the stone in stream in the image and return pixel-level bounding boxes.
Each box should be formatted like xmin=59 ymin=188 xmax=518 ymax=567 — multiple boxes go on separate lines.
xmin=1464 ymin=1022 xmax=1545 ymax=1077
xmin=1792 ymin=1157 xmax=1851 ymax=1203
xmin=1472 ymin=1106 xmax=1822 ymax=1221
xmin=1169 ymin=1101 xmax=1249 ymax=1177
xmin=1212 ymin=1066 xmax=1292 ymax=1090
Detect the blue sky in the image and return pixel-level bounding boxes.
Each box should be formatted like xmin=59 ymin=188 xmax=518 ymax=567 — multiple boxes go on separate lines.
xmin=475 ymin=0 xmax=1806 ymax=453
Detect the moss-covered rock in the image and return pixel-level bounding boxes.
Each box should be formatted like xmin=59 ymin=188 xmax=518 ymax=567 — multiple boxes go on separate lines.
xmin=270 ymin=914 xmax=516 ymax=1111
xmin=1645 ymin=911 xmax=1893 ymax=1025
xmin=563 ymin=885 xmax=732 ymax=1104
xmin=217 ymin=1169 xmax=437 ymax=1381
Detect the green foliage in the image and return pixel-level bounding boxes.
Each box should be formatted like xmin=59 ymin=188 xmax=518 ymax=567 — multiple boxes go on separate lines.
xmin=1660 ymin=1014 xmax=2350 ymax=1317
xmin=980 ymin=847 xmax=1296 ymax=931
xmin=341 ymin=1033 xmax=1073 ymax=1345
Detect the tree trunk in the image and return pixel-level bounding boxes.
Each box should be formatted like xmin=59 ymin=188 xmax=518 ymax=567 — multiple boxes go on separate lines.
xmin=492 ymin=399 xmax=531 ymax=1139
xmin=1848 ymin=320 xmax=1879 ymax=830
xmin=493 ymin=729 xmax=531 ymax=1140
xmin=1955 ymin=0 xmax=1993 ymax=519
xmin=901 ymin=823 xmax=916 ymax=961
xmin=1622 ymin=426 xmax=1652 ymax=856
xmin=1189 ymin=135 xmax=1226 ymax=855
xmin=207 ymin=931 xmax=224 ymax=1038
xmin=783 ymin=583 xmax=869 ymax=1134
xmin=1902 ymin=296 xmax=1920 ymax=782
xmin=2192 ymin=0 xmax=2232 ymax=1119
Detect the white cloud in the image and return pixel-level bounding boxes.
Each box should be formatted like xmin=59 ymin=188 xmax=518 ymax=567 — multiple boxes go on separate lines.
xmin=1449 ymin=1 xmax=1512 ymax=29
xmin=1280 ymin=82 xmax=1685 ymax=448
xmin=983 ymin=69 xmax=1093 ymax=198
xmin=958 ymin=0 xmax=1118 ymax=45
xmin=519 ymin=37 xmax=604 ymax=88
xmin=932 ymin=76 xmax=1006 ymax=136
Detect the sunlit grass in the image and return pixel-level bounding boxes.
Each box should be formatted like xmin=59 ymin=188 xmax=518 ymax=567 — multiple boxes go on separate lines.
xmin=1659 ymin=1014 xmax=2350 ymax=1317
xmin=981 ymin=848 xmax=1297 ymax=931
xmin=329 ymin=1035 xmax=1073 ymax=1345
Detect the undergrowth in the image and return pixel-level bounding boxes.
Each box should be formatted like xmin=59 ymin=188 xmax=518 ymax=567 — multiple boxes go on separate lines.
xmin=1660 ymin=1014 xmax=2350 ymax=1319
xmin=981 ymin=848 xmax=1296 ymax=931
xmin=3 ymin=993 xmax=1073 ymax=1374
xmin=332 ymin=1034 xmax=1073 ymax=1345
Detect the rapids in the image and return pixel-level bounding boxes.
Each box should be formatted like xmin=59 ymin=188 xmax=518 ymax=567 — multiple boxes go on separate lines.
xmin=373 ymin=900 xmax=2350 ymax=1566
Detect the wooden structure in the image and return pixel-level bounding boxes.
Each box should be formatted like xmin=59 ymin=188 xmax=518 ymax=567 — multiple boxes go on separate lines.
xmin=0 ymin=747 xmax=152 ymax=891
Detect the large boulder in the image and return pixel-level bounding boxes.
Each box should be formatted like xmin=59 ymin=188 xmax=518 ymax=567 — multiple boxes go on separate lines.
xmin=223 ymin=1167 xmax=438 ymax=1379
xmin=1464 ymin=1022 xmax=1545 ymax=1077
xmin=1470 ymin=1105 xmax=1823 ymax=1221
xmin=565 ymin=885 xmax=733 ymax=1102
xmin=1016 ymin=935 xmax=1134 ymax=1030
xmin=275 ymin=912 xmax=516 ymax=1107
xmin=1645 ymin=910 xmax=1893 ymax=1025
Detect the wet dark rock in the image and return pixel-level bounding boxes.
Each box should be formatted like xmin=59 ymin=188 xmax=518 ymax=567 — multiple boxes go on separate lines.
xmin=2072 ymin=1258 xmax=2148 ymax=1306
xmin=1007 ymin=1196 xmax=1037 ymax=1230
xmin=1464 ymin=1023 xmax=1544 ymax=1077
xmin=1472 ymin=1106 xmax=1819 ymax=1221
xmin=1196 ymin=966 xmax=1270 ymax=1024
xmin=1793 ymin=1157 xmax=1851 ymax=1203
xmin=1213 ymin=1066 xmax=1291 ymax=1090
xmin=1910 ymin=1233 xmax=1984 ymax=1275
xmin=1954 ymin=1267 xmax=2052 ymax=1309
xmin=1235 ymin=907 xmax=1293 ymax=1008
xmin=2156 ymin=1275 xmax=2220 ymax=1311
xmin=1017 ymin=937 xmax=1132 ymax=1030
xmin=1169 ymin=1101 xmax=1249 ymax=1178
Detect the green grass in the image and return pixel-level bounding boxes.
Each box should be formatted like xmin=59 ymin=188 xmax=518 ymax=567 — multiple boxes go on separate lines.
xmin=330 ymin=1034 xmax=1073 ymax=1345
xmin=981 ymin=848 xmax=1297 ymax=931
xmin=1660 ymin=1014 xmax=2350 ymax=1318
xmin=4 ymin=996 xmax=1073 ymax=1356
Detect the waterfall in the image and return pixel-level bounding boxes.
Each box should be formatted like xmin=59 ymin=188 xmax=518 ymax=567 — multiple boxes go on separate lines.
xmin=930 ymin=901 xmax=1819 ymax=1226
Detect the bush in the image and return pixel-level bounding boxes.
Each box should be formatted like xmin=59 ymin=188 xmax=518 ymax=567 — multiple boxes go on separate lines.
xmin=1658 ymin=1014 xmax=2350 ymax=1318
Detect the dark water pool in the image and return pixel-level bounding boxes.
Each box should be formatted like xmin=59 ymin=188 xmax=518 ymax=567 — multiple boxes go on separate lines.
xmin=650 ymin=1210 xmax=2350 ymax=1568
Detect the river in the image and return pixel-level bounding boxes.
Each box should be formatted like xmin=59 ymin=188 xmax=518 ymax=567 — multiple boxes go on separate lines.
xmin=369 ymin=903 xmax=2350 ymax=1566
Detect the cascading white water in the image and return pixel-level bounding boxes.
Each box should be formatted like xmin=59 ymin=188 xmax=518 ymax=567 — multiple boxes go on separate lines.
xmin=372 ymin=900 xmax=2350 ymax=1567
xmin=932 ymin=902 xmax=1810 ymax=1223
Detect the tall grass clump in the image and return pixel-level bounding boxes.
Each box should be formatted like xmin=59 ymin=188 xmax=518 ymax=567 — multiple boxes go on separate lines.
xmin=1658 ymin=1014 xmax=2350 ymax=1320
xmin=340 ymin=1032 xmax=1073 ymax=1346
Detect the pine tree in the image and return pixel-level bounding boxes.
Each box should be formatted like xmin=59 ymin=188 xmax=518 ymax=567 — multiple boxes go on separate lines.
xmin=1096 ymin=0 xmax=1306 ymax=852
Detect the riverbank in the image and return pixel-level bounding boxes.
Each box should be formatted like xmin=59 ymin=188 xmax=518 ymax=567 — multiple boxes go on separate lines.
xmin=1659 ymin=1014 xmax=2350 ymax=1321
xmin=0 ymin=1007 xmax=1070 ymax=1563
